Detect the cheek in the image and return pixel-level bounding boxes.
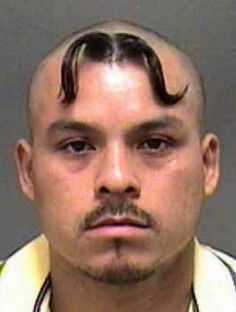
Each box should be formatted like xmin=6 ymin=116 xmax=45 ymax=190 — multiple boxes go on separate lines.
xmin=31 ymin=156 xmax=94 ymax=241
xmin=143 ymin=155 xmax=204 ymax=238
xmin=138 ymin=155 xmax=204 ymax=262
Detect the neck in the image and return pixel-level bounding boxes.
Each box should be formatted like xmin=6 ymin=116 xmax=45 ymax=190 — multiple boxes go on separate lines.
xmin=50 ymin=241 xmax=194 ymax=312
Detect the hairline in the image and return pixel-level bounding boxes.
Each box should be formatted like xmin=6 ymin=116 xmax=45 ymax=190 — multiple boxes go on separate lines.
xmin=27 ymin=20 xmax=206 ymax=139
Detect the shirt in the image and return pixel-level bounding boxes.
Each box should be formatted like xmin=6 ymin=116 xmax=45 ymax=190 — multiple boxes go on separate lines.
xmin=0 ymin=235 xmax=236 ymax=311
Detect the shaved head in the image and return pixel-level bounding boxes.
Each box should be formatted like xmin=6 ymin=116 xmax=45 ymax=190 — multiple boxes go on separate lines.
xmin=27 ymin=20 xmax=205 ymax=138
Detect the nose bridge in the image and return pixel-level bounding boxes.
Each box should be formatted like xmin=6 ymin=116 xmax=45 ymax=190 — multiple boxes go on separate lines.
xmin=106 ymin=141 xmax=128 ymax=179
xmin=95 ymin=140 xmax=140 ymax=197
xmin=100 ymin=141 xmax=131 ymax=184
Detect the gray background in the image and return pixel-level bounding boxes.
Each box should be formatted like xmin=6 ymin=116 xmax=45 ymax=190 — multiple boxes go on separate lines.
xmin=0 ymin=0 xmax=235 ymax=259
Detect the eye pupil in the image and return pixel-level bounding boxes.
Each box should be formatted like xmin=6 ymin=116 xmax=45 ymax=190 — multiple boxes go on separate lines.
xmin=146 ymin=138 xmax=161 ymax=149
xmin=67 ymin=141 xmax=91 ymax=154
xmin=71 ymin=141 xmax=86 ymax=151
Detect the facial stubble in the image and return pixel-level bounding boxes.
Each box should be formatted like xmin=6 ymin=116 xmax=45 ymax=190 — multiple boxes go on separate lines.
xmin=74 ymin=202 xmax=159 ymax=285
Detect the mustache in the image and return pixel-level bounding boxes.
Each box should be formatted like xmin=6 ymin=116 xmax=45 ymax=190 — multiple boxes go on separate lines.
xmin=81 ymin=202 xmax=156 ymax=231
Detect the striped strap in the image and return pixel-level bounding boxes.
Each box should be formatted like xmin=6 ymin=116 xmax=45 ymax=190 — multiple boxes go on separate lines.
xmin=0 ymin=262 xmax=5 ymax=274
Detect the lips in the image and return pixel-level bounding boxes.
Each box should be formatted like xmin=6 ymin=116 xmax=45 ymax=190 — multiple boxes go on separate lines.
xmin=86 ymin=216 xmax=150 ymax=230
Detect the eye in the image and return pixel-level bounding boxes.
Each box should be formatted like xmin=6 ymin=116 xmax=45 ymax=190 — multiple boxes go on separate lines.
xmin=61 ymin=140 xmax=95 ymax=155
xmin=138 ymin=137 xmax=171 ymax=154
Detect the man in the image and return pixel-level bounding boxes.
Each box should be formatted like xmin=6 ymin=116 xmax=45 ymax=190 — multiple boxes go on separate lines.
xmin=0 ymin=20 xmax=235 ymax=312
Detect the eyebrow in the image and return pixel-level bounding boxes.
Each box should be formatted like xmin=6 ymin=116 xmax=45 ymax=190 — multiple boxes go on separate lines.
xmin=47 ymin=115 xmax=184 ymax=138
xmin=48 ymin=120 xmax=103 ymax=136
xmin=128 ymin=116 xmax=184 ymax=136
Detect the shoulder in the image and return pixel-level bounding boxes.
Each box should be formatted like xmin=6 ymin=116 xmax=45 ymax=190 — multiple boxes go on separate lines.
xmin=0 ymin=235 xmax=49 ymax=279
xmin=206 ymin=245 xmax=236 ymax=271
xmin=0 ymin=236 xmax=50 ymax=311
xmin=195 ymin=240 xmax=236 ymax=288
xmin=196 ymin=239 xmax=236 ymax=265
xmin=194 ymin=241 xmax=236 ymax=311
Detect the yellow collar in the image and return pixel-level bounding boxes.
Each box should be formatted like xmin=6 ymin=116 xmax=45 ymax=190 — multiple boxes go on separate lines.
xmin=1 ymin=235 xmax=236 ymax=312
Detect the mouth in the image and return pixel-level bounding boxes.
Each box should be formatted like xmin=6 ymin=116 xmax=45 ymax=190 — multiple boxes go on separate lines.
xmin=86 ymin=216 xmax=150 ymax=230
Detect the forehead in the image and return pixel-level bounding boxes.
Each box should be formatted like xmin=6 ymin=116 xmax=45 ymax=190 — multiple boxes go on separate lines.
xmin=29 ymin=42 xmax=198 ymax=135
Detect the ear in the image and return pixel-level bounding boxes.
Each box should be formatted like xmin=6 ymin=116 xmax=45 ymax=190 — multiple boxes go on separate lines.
xmin=15 ymin=139 xmax=35 ymax=201
xmin=201 ymin=133 xmax=220 ymax=197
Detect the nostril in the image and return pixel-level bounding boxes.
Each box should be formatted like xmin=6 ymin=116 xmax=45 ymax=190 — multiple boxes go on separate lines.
xmin=125 ymin=186 xmax=136 ymax=194
xmin=99 ymin=186 xmax=110 ymax=194
xmin=97 ymin=185 xmax=140 ymax=199
xmin=125 ymin=186 xmax=140 ymax=199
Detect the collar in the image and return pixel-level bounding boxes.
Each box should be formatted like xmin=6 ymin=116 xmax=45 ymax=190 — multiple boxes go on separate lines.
xmin=0 ymin=235 xmax=49 ymax=312
xmin=193 ymin=240 xmax=236 ymax=311
xmin=1 ymin=235 xmax=236 ymax=312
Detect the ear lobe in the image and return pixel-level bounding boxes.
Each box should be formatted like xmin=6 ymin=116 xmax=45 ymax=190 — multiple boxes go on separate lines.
xmin=202 ymin=133 xmax=220 ymax=197
xmin=15 ymin=139 xmax=35 ymax=201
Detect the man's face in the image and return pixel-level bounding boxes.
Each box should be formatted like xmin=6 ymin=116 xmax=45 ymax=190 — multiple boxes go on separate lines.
xmin=16 ymin=59 xmax=219 ymax=284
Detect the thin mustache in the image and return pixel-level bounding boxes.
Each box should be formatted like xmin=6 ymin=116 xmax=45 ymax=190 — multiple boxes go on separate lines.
xmin=82 ymin=202 xmax=156 ymax=230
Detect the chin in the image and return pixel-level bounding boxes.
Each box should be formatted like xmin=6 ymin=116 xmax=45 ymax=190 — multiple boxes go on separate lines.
xmin=76 ymin=253 xmax=159 ymax=285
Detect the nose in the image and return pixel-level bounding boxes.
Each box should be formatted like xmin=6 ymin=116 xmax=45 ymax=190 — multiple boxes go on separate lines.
xmin=94 ymin=143 xmax=141 ymax=201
